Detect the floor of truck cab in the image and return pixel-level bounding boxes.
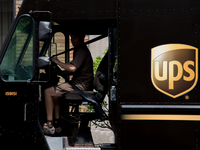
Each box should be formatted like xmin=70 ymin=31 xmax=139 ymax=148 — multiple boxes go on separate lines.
xmin=45 ymin=136 xmax=101 ymax=150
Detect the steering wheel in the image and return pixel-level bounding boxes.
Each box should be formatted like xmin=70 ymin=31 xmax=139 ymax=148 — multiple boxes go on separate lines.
xmin=50 ymin=61 xmax=69 ymax=81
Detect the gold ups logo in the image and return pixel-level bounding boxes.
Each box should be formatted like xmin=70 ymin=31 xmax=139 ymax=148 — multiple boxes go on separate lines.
xmin=151 ymin=44 xmax=198 ymax=98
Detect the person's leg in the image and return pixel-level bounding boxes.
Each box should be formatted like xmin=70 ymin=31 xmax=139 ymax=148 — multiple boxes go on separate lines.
xmin=43 ymin=86 xmax=60 ymax=135
xmin=54 ymin=95 xmax=60 ymax=120
xmin=53 ymin=82 xmax=74 ymax=129
xmin=54 ymin=97 xmax=61 ymax=134
xmin=44 ymin=87 xmax=58 ymax=122
xmin=43 ymin=82 xmax=84 ymax=134
xmin=44 ymin=83 xmax=86 ymax=121
xmin=43 ymin=87 xmax=57 ymax=135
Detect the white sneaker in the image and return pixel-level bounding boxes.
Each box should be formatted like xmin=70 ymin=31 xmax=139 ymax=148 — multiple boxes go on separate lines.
xmin=43 ymin=123 xmax=55 ymax=135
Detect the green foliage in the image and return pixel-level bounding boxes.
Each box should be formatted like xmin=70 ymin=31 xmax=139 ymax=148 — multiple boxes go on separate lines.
xmin=93 ymin=48 xmax=108 ymax=74
xmin=93 ymin=56 xmax=102 ymax=74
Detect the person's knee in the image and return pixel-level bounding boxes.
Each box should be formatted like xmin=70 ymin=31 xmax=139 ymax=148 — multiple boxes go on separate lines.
xmin=44 ymin=87 xmax=56 ymax=96
xmin=44 ymin=87 xmax=51 ymax=95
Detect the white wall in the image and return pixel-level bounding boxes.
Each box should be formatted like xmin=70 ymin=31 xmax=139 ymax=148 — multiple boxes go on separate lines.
xmin=88 ymin=35 xmax=108 ymax=60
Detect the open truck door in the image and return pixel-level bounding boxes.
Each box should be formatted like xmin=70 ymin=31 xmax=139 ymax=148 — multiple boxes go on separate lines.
xmin=0 ymin=14 xmax=46 ymax=149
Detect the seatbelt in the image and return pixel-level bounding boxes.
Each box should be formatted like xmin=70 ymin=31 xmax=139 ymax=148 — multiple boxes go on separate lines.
xmin=51 ymin=34 xmax=107 ymax=58
xmin=68 ymin=81 xmax=105 ymax=121
xmin=51 ymin=63 xmax=105 ymax=121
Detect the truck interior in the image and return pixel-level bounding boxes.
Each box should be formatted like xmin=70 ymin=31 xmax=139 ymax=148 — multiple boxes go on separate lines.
xmin=37 ymin=17 xmax=117 ymax=148
xmin=38 ymin=32 xmax=109 ymax=145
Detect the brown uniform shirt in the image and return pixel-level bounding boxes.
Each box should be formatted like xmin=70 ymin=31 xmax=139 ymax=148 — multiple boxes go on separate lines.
xmin=70 ymin=45 xmax=93 ymax=90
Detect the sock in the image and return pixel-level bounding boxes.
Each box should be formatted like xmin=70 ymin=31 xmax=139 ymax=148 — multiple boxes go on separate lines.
xmin=47 ymin=120 xmax=53 ymax=128
xmin=54 ymin=119 xmax=60 ymax=128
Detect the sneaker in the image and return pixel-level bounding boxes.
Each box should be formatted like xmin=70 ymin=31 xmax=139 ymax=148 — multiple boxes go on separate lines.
xmin=55 ymin=126 xmax=62 ymax=134
xmin=54 ymin=119 xmax=62 ymax=135
xmin=43 ymin=123 xmax=55 ymax=135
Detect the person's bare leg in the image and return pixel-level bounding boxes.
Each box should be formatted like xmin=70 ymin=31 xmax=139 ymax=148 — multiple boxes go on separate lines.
xmin=54 ymin=96 xmax=61 ymax=131
xmin=44 ymin=87 xmax=58 ymax=121
xmin=54 ymin=96 xmax=60 ymax=119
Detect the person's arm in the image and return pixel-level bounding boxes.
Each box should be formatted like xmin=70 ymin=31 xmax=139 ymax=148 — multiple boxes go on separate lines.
xmin=51 ymin=57 xmax=77 ymax=74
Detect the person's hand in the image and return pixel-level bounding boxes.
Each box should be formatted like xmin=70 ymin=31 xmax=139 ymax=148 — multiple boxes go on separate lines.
xmin=51 ymin=57 xmax=59 ymax=64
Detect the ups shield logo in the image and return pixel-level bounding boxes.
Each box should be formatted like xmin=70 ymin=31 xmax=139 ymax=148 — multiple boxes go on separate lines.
xmin=151 ymin=44 xmax=198 ymax=98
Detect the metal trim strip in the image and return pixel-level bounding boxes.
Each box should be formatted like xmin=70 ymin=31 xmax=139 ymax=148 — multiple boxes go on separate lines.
xmin=121 ymin=114 xmax=200 ymax=121
xmin=121 ymin=105 xmax=200 ymax=109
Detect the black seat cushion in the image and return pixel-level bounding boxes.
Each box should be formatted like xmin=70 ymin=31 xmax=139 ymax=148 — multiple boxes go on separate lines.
xmin=64 ymin=91 xmax=95 ymax=102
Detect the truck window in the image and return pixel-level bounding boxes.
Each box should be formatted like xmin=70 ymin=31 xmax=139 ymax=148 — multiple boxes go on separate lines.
xmin=0 ymin=16 xmax=34 ymax=81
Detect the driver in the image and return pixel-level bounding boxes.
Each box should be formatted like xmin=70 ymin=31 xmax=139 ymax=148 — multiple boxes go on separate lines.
xmin=43 ymin=34 xmax=93 ymax=135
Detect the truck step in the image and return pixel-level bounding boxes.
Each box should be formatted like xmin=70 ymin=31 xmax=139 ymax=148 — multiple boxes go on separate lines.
xmin=45 ymin=136 xmax=101 ymax=150
xmin=66 ymin=148 xmax=100 ymax=150
xmin=45 ymin=136 xmax=69 ymax=150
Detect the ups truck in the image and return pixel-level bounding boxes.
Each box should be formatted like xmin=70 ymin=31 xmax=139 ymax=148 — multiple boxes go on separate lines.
xmin=1 ymin=0 xmax=200 ymax=150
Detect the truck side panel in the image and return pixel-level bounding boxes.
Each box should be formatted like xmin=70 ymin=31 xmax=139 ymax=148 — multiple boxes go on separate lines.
xmin=117 ymin=0 xmax=200 ymax=149
xmin=118 ymin=0 xmax=200 ymax=103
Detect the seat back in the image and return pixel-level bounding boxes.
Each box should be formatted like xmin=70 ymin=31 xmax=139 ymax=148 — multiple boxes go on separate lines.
xmin=93 ymin=52 xmax=108 ymax=101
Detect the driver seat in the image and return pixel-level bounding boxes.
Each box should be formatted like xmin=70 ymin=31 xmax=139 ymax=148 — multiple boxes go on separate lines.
xmin=61 ymin=52 xmax=108 ymax=120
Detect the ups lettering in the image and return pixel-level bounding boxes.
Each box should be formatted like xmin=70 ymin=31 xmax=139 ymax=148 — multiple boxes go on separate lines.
xmin=154 ymin=60 xmax=195 ymax=89
xmin=151 ymin=44 xmax=198 ymax=98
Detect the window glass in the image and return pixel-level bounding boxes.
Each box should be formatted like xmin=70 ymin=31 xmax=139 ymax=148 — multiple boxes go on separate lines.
xmin=0 ymin=16 xmax=34 ymax=81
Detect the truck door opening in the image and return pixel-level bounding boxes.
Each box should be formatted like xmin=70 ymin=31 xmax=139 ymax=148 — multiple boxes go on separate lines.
xmin=37 ymin=28 xmax=117 ymax=148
